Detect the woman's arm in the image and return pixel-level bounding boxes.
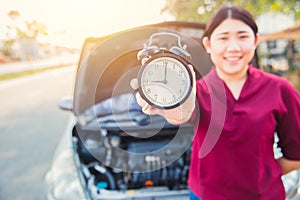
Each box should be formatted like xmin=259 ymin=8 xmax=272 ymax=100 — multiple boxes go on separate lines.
xmin=277 ymin=157 xmax=300 ymax=175
xmin=275 ymin=80 xmax=300 ymax=175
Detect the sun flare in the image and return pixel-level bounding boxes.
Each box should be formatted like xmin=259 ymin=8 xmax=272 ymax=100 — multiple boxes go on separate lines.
xmin=0 ymin=0 xmax=171 ymax=48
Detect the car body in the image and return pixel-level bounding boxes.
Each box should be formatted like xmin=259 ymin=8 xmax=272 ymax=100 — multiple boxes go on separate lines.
xmin=45 ymin=21 xmax=300 ymax=200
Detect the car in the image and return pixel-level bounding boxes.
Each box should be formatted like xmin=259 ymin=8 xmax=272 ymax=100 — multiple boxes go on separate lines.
xmin=45 ymin=21 xmax=300 ymax=200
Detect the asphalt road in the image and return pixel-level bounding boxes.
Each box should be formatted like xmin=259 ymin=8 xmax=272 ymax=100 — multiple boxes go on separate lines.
xmin=0 ymin=66 xmax=75 ymax=200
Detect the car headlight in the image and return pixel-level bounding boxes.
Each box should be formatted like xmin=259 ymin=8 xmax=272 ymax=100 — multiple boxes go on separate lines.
xmin=45 ymin=118 xmax=89 ymax=200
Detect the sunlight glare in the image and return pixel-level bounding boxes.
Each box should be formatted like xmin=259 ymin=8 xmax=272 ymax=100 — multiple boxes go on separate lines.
xmin=0 ymin=0 xmax=171 ymax=48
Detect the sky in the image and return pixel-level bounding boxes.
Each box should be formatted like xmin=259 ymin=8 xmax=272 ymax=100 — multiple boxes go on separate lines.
xmin=1 ymin=0 xmax=296 ymax=49
xmin=0 ymin=0 xmax=173 ymax=48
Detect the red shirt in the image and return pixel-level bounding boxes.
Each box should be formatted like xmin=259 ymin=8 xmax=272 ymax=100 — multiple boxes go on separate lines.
xmin=188 ymin=65 xmax=300 ymax=200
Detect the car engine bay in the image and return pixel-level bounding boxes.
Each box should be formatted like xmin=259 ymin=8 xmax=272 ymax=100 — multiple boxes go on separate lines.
xmin=73 ymin=109 xmax=194 ymax=199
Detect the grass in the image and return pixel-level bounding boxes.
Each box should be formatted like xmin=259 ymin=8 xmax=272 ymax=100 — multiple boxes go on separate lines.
xmin=0 ymin=64 xmax=73 ymax=81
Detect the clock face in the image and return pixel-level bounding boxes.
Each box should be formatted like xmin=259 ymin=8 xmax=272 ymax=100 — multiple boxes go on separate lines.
xmin=138 ymin=53 xmax=192 ymax=109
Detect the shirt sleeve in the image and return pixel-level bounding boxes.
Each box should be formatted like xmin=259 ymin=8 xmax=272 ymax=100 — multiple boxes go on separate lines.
xmin=277 ymin=80 xmax=300 ymax=160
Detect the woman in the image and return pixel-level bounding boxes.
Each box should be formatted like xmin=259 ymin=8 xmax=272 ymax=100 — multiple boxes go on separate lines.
xmin=131 ymin=5 xmax=300 ymax=200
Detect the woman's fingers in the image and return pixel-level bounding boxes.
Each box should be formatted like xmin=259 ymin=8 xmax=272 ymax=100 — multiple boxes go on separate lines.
xmin=132 ymin=85 xmax=153 ymax=114
xmin=135 ymin=92 xmax=146 ymax=108
xmin=130 ymin=78 xmax=148 ymax=111
xmin=134 ymin=89 xmax=161 ymax=115
xmin=130 ymin=78 xmax=139 ymax=90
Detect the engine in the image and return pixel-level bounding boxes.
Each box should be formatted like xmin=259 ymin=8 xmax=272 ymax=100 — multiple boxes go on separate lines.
xmin=73 ymin=121 xmax=194 ymax=199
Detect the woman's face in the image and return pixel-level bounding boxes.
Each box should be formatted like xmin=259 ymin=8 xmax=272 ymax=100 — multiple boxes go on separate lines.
xmin=203 ymin=18 xmax=259 ymax=78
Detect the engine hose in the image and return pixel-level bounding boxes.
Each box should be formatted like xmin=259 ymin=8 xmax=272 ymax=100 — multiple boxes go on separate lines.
xmin=160 ymin=167 xmax=168 ymax=185
xmin=174 ymin=167 xmax=181 ymax=181
xmin=181 ymin=165 xmax=189 ymax=183
xmin=168 ymin=168 xmax=175 ymax=186
xmin=104 ymin=138 xmax=112 ymax=166
xmin=94 ymin=164 xmax=116 ymax=190
xmin=152 ymin=170 xmax=160 ymax=186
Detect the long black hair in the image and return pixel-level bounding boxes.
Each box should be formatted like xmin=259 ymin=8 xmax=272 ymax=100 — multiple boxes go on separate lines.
xmin=203 ymin=5 xmax=258 ymax=39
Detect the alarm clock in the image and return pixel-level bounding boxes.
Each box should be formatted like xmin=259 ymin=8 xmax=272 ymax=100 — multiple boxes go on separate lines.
xmin=137 ymin=42 xmax=193 ymax=109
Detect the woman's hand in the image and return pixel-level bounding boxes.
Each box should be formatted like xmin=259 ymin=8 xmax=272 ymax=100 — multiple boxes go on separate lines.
xmin=130 ymin=65 xmax=197 ymax=125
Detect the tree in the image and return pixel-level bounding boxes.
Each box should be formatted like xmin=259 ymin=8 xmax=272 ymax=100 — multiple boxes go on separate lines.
xmin=1 ymin=10 xmax=48 ymax=60
xmin=17 ymin=20 xmax=47 ymax=40
xmin=161 ymin=0 xmax=300 ymax=22
xmin=16 ymin=20 xmax=48 ymax=60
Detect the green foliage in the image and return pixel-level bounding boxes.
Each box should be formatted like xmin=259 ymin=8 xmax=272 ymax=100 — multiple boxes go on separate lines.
xmin=1 ymin=11 xmax=48 ymax=61
xmin=0 ymin=39 xmax=17 ymax=58
xmin=13 ymin=20 xmax=47 ymax=40
xmin=162 ymin=0 xmax=300 ymax=22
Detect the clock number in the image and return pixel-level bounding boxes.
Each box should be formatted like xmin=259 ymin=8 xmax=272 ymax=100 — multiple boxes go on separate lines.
xmin=178 ymin=70 xmax=184 ymax=76
xmin=173 ymin=95 xmax=177 ymax=101
xmin=145 ymin=88 xmax=151 ymax=94
xmin=143 ymin=79 xmax=149 ymax=84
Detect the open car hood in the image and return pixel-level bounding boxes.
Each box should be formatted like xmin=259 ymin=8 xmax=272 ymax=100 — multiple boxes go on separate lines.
xmin=73 ymin=21 xmax=213 ymax=117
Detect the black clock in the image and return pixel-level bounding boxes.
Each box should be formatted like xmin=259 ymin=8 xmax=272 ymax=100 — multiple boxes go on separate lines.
xmin=138 ymin=50 xmax=193 ymax=109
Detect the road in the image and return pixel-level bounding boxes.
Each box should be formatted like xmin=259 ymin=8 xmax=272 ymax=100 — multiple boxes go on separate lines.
xmin=0 ymin=66 xmax=76 ymax=200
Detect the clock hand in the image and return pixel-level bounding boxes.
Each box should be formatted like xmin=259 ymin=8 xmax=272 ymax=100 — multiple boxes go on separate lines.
xmin=163 ymin=61 xmax=167 ymax=83
xmin=150 ymin=62 xmax=168 ymax=84
xmin=151 ymin=80 xmax=168 ymax=84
